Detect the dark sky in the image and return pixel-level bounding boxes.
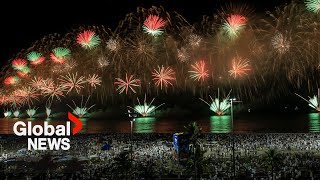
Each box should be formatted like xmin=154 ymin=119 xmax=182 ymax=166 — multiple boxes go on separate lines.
xmin=0 ymin=0 xmax=291 ymax=67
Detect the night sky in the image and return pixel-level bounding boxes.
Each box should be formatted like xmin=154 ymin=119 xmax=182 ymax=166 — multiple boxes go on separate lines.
xmin=1 ymin=0 xmax=291 ymax=68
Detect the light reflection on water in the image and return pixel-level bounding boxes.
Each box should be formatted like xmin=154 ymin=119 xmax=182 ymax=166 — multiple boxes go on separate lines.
xmin=308 ymin=113 xmax=320 ymax=133
xmin=1 ymin=112 xmax=320 ymax=134
xmin=210 ymin=115 xmax=231 ymax=133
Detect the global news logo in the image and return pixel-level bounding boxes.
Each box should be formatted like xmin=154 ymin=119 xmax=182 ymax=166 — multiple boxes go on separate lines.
xmin=12 ymin=112 xmax=82 ymax=151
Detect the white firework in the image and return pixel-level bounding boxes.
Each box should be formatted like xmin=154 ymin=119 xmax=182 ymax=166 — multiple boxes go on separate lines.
xmin=188 ymin=34 xmax=202 ymax=47
xmin=177 ymin=47 xmax=189 ymax=62
xmin=107 ymin=38 xmax=120 ymax=52
xmin=58 ymin=73 xmax=86 ymax=94
xmin=98 ymin=57 xmax=110 ymax=68
xmin=87 ymin=74 xmax=102 ymax=88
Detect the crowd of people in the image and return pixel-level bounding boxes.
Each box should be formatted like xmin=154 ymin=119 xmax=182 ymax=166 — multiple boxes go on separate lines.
xmin=0 ymin=133 xmax=320 ymax=179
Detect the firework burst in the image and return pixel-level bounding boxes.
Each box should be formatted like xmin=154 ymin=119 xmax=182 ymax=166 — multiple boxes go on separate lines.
xmin=27 ymin=51 xmax=45 ymax=65
xmin=17 ymin=66 xmax=31 ymax=78
xmin=86 ymin=74 xmax=102 ymax=88
xmin=228 ymin=57 xmax=251 ymax=78
xmin=199 ymin=89 xmax=232 ymax=116
xmin=106 ymin=38 xmax=120 ymax=52
xmin=305 ymin=0 xmax=320 ymax=13
xmin=295 ymin=93 xmax=320 ymax=112
xmin=50 ymin=47 xmax=71 ymax=64
xmin=76 ymin=30 xmax=101 ymax=49
xmin=98 ymin=57 xmax=110 ymax=68
xmin=177 ymin=48 xmax=189 ymax=62
xmin=4 ymin=76 xmax=20 ymax=85
xmin=271 ymin=32 xmax=290 ymax=55
xmin=143 ymin=15 xmax=167 ymax=36
xmin=128 ymin=94 xmax=165 ymax=117
xmin=189 ymin=60 xmax=209 ymax=81
xmin=41 ymin=80 xmax=66 ymax=102
xmin=188 ymin=34 xmax=202 ymax=47
xmin=222 ymin=14 xmax=247 ymax=39
xmin=16 ymin=86 xmax=39 ymax=106
xmin=115 ymin=74 xmax=140 ymax=94
xmin=12 ymin=59 xmax=28 ymax=71
xmin=152 ymin=66 xmax=176 ymax=90
xmin=58 ymin=73 xmax=86 ymax=94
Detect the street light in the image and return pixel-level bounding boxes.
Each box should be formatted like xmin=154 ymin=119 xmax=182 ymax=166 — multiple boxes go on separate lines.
xmin=230 ymin=98 xmax=241 ymax=179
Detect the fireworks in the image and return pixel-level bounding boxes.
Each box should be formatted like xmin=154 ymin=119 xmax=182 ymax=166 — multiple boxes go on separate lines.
xmin=50 ymin=47 xmax=71 ymax=64
xmin=41 ymin=80 xmax=66 ymax=102
xmin=222 ymin=14 xmax=247 ymax=39
xmin=58 ymin=73 xmax=86 ymax=94
xmin=305 ymin=0 xmax=320 ymax=13
xmin=228 ymin=57 xmax=251 ymax=78
xmin=16 ymin=86 xmax=39 ymax=106
xmin=13 ymin=110 xmax=20 ymax=118
xmin=295 ymin=93 xmax=320 ymax=112
xmin=152 ymin=66 xmax=176 ymax=90
xmin=188 ymin=34 xmax=202 ymax=47
xmin=4 ymin=111 xmax=12 ymax=118
xmin=26 ymin=107 xmax=38 ymax=118
xmin=12 ymin=59 xmax=28 ymax=71
xmin=115 ymin=74 xmax=140 ymax=94
xmin=128 ymin=94 xmax=165 ymax=117
xmin=4 ymin=76 xmax=20 ymax=85
xmin=67 ymin=96 xmax=95 ymax=118
xmin=98 ymin=57 xmax=110 ymax=68
xmin=86 ymin=74 xmax=102 ymax=88
xmin=271 ymin=33 xmax=290 ymax=55
xmin=46 ymin=107 xmax=51 ymax=119
xmin=143 ymin=15 xmax=167 ymax=36
xmin=77 ymin=30 xmax=101 ymax=49
xmin=189 ymin=60 xmax=209 ymax=81
xmin=27 ymin=51 xmax=45 ymax=65
xmin=199 ymin=89 xmax=232 ymax=116
xmin=106 ymin=38 xmax=120 ymax=52
xmin=17 ymin=66 xmax=31 ymax=78
xmin=177 ymin=48 xmax=189 ymax=62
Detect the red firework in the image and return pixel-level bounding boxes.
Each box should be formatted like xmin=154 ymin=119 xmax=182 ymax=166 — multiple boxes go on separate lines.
xmin=152 ymin=66 xmax=176 ymax=90
xmin=4 ymin=76 xmax=19 ymax=85
xmin=143 ymin=15 xmax=167 ymax=36
xmin=189 ymin=60 xmax=209 ymax=81
xmin=50 ymin=54 xmax=65 ymax=64
xmin=30 ymin=56 xmax=45 ymax=65
xmin=12 ymin=59 xmax=27 ymax=70
xmin=17 ymin=71 xmax=29 ymax=78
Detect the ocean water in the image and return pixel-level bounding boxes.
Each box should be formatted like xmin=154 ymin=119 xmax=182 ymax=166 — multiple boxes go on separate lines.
xmin=1 ymin=112 xmax=319 ymax=134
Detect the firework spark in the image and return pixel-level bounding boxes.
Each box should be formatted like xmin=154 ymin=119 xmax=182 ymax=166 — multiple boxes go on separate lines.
xmin=77 ymin=30 xmax=101 ymax=49
xmin=98 ymin=57 xmax=110 ymax=68
xmin=152 ymin=66 xmax=176 ymax=89
xmin=222 ymin=14 xmax=247 ymax=39
xmin=143 ymin=15 xmax=167 ymax=36
xmin=16 ymin=86 xmax=39 ymax=106
xmin=189 ymin=60 xmax=209 ymax=81
xmin=50 ymin=47 xmax=71 ymax=64
xmin=188 ymin=34 xmax=202 ymax=47
xmin=305 ymin=0 xmax=320 ymax=14
xmin=87 ymin=74 xmax=102 ymax=88
xmin=271 ymin=33 xmax=290 ymax=55
xmin=115 ymin=74 xmax=140 ymax=94
xmin=58 ymin=73 xmax=86 ymax=94
xmin=16 ymin=66 xmax=31 ymax=78
xmin=228 ymin=57 xmax=251 ymax=78
xmin=27 ymin=51 xmax=45 ymax=65
xmin=177 ymin=47 xmax=189 ymax=62
xmin=106 ymin=38 xmax=120 ymax=52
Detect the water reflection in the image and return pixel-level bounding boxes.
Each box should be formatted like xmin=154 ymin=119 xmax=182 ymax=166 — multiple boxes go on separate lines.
xmin=210 ymin=115 xmax=231 ymax=133
xmin=134 ymin=117 xmax=155 ymax=133
xmin=308 ymin=113 xmax=320 ymax=133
